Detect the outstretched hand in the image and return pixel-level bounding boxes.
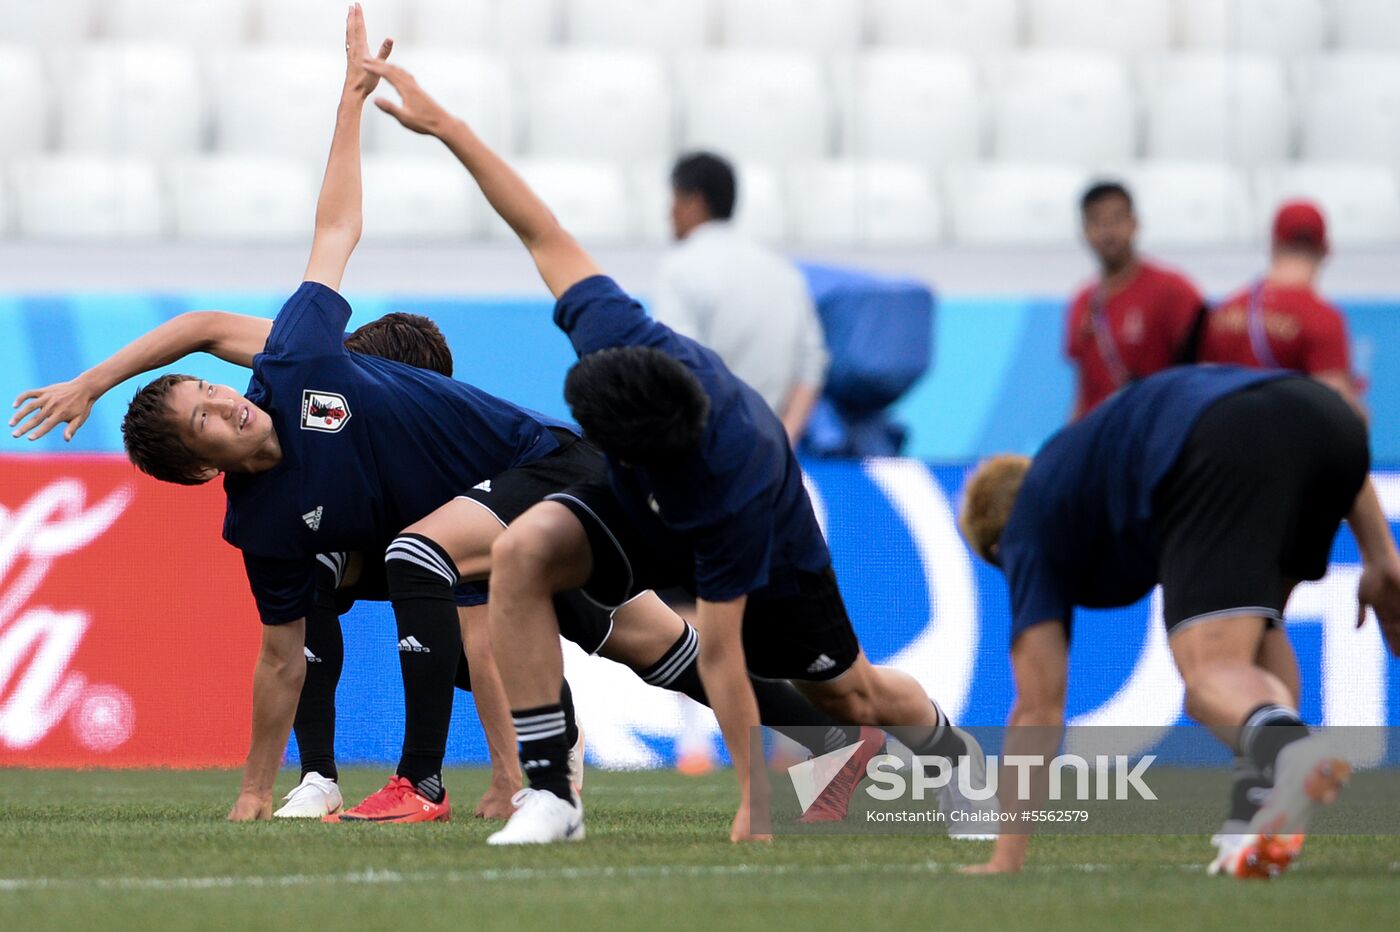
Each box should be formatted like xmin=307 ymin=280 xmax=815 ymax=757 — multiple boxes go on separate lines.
xmin=1357 ymin=554 xmax=1400 ymax=656
xmin=11 ymin=379 xmax=97 ymax=442
xmin=344 ymin=2 xmax=393 ymax=99
xmin=362 ymin=59 xmax=453 ymax=137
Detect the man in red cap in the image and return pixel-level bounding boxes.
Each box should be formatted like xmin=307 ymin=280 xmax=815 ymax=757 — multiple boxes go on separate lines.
xmin=1201 ymin=200 xmax=1360 ymax=410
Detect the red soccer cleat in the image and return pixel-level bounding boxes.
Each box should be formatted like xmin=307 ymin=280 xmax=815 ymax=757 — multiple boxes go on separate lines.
xmin=797 ymin=727 xmax=887 ymax=823
xmin=328 ymin=776 xmax=451 ymax=824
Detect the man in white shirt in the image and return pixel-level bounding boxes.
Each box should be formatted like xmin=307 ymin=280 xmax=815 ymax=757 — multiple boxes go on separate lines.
xmin=653 ymin=152 xmax=828 ymax=446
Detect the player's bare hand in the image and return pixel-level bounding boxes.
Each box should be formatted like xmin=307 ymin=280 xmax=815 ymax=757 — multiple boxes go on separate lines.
xmin=10 ymin=379 xmax=96 ymax=442
xmin=343 ymin=2 xmax=393 ymax=99
xmin=474 ymin=775 xmax=521 ymax=820
xmin=1357 ymin=554 xmax=1400 ymax=656
xmin=227 ymin=792 xmax=273 ymax=821
xmin=362 ymin=59 xmax=451 ymax=136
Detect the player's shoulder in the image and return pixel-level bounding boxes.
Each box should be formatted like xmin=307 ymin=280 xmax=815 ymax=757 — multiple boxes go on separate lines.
xmin=1140 ymin=260 xmax=1202 ymax=299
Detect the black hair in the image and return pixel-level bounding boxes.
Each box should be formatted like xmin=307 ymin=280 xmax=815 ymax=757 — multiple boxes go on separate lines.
xmin=1080 ymin=180 xmax=1134 ymax=214
xmin=563 ymin=346 xmax=710 ymax=465
xmin=670 ymin=152 xmax=737 ymax=221
xmin=345 ymin=312 xmax=453 ymax=376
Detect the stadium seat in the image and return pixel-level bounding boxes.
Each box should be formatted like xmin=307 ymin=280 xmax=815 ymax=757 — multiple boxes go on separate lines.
xmin=867 ymin=0 xmax=1021 ymax=52
xmin=1336 ymin=0 xmax=1400 ymax=51
xmin=0 ymin=46 xmax=48 ymax=157
xmin=839 ymin=51 xmax=982 ymax=164
xmin=57 ymin=45 xmax=205 ymax=158
xmin=678 ymin=52 xmax=830 ymax=163
xmin=1027 ymin=0 xmax=1171 ymax=52
xmin=564 ymin=0 xmax=713 ymax=50
xmin=718 ymin=0 xmax=862 ymax=53
xmin=361 ymin=156 xmax=480 ymax=241
xmin=945 ymin=163 xmax=1090 ymax=246
xmin=367 ymin=51 xmax=516 ymax=155
xmin=107 ymin=0 xmax=248 ymax=46
xmin=1117 ymin=161 xmax=1254 ymax=247
xmin=988 ymin=53 xmax=1136 ymax=164
xmin=0 ymin=0 xmax=97 ymax=44
xmin=1253 ymin=163 xmax=1400 ymax=247
xmin=209 ymin=47 xmax=345 ymax=162
xmin=1297 ymin=55 xmax=1400 ymax=162
xmin=410 ymin=0 xmax=560 ymax=48
xmin=1140 ymin=53 xmax=1291 ymax=165
xmin=786 ymin=160 xmax=942 ymax=247
xmin=13 ymin=157 xmax=164 ymax=239
xmin=169 ymin=156 xmax=317 ymax=241
xmin=520 ymin=51 xmax=672 ymax=161
xmin=1178 ymin=0 xmax=1329 ymax=55
xmin=253 ymin=0 xmax=407 ymax=47
xmin=486 ymin=159 xmax=631 ymax=243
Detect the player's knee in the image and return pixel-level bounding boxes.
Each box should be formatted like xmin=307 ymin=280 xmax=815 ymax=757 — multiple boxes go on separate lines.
xmin=813 ymin=684 xmax=877 ymax=725
xmin=384 ymin=532 xmax=459 ymax=600
xmin=490 ymin=525 xmax=560 ymax=590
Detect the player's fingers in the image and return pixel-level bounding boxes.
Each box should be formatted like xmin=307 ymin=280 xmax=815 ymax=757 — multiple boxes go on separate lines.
xmin=1357 ymin=601 xmax=1368 ymax=629
xmin=17 ymin=411 xmax=54 ymax=441
xmin=9 ymin=397 xmax=42 ymax=426
xmin=12 ymin=387 xmax=41 ymax=410
xmin=378 ymin=38 xmax=393 ymax=61
xmin=374 ymin=97 xmax=407 ymax=121
xmin=64 ymin=411 xmax=88 ymax=442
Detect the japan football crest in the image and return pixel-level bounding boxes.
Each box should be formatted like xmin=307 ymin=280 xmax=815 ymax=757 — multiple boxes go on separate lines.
xmin=300 ymin=390 xmax=352 ymax=433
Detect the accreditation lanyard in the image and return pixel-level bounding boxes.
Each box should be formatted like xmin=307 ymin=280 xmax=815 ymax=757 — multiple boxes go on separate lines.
xmin=1089 ymin=287 xmax=1132 ymax=388
xmin=1245 ymin=280 xmax=1282 ymax=370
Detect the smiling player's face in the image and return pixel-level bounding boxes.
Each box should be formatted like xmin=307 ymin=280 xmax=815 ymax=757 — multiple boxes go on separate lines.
xmin=167 ymin=379 xmax=278 ymax=477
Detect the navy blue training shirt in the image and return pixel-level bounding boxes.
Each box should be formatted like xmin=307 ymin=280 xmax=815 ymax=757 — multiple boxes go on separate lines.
xmin=554 ymin=275 xmax=830 ymax=602
xmin=999 ymin=365 xmax=1293 ymax=642
xmin=223 ymin=282 xmax=570 ymax=623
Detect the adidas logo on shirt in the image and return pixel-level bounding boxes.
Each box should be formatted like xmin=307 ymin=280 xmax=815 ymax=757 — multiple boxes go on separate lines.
xmin=398 ymin=636 xmax=430 ymax=653
xmin=304 ymin=647 xmax=321 ymax=663
xmin=806 ymin=654 xmax=837 ymax=674
xmin=473 ymin=479 xmax=492 ymax=492
xmin=302 ymin=506 xmax=323 ymax=531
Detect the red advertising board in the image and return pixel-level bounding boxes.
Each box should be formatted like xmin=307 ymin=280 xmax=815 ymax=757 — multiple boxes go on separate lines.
xmin=0 ymin=455 xmax=260 ymax=767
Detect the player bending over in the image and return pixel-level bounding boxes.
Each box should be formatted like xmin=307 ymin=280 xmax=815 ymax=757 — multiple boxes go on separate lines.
xmin=366 ymin=57 xmax=984 ymax=845
xmin=958 ymin=366 xmax=1400 ymax=878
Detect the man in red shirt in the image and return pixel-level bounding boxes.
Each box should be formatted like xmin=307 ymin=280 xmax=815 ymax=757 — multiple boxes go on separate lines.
xmin=1201 ymin=200 xmax=1359 ymax=410
xmin=1065 ymin=181 xmax=1207 ymax=419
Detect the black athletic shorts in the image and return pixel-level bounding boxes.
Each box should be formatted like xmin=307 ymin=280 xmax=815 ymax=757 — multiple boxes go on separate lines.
xmin=548 ymin=478 xmax=860 ymax=681
xmin=1154 ymin=377 xmax=1369 ymax=632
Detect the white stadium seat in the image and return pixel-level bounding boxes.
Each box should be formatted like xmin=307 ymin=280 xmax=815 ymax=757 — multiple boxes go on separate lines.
xmin=1178 ymin=0 xmax=1329 ymax=55
xmin=521 ymin=51 xmax=672 ymax=161
xmin=107 ymin=0 xmax=248 ymax=46
xmin=840 ymin=52 xmax=982 ymax=164
xmin=0 ymin=46 xmax=48 ymax=157
xmin=718 ymin=0 xmax=862 ymax=53
xmin=1335 ymin=0 xmax=1400 ymax=51
xmin=13 ymin=157 xmax=164 ymax=239
xmin=565 ymin=0 xmax=713 ymax=50
xmin=1297 ymin=55 xmax=1400 ymax=162
xmin=786 ymin=160 xmax=942 ymax=247
xmin=1118 ymin=161 xmax=1254 ymax=247
xmin=0 ymin=0 xmax=97 ymax=44
xmin=679 ymin=52 xmax=830 ymax=163
xmin=988 ymin=53 xmax=1136 ymax=164
xmin=487 ymin=160 xmax=631 ymax=243
xmin=169 ymin=157 xmax=316 ymax=241
xmin=361 ymin=156 xmax=480 ymax=241
xmin=868 ymin=0 xmax=1021 ymax=53
xmin=1027 ymin=0 xmax=1171 ymax=52
xmin=729 ymin=163 xmax=788 ymax=244
xmin=1254 ymin=163 xmax=1400 ymax=247
xmin=253 ymin=0 xmax=407 ymax=48
xmin=367 ymin=51 xmax=517 ymax=155
xmin=209 ymin=48 xmax=345 ymax=162
xmin=1140 ymin=53 xmax=1291 ymax=165
xmin=410 ymin=0 xmax=560 ymax=48
xmin=57 ymin=45 xmax=205 ymax=158
xmin=946 ymin=163 xmax=1090 ymax=246
xmin=629 ymin=161 xmax=676 ymax=244
xmin=0 ymin=167 xmax=10 ymax=236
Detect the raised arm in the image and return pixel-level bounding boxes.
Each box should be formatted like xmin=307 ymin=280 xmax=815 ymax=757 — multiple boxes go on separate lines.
xmin=364 ymin=59 xmax=601 ymax=299
xmin=302 ymin=3 xmax=393 ymax=291
xmin=10 ymin=311 xmax=272 ymax=442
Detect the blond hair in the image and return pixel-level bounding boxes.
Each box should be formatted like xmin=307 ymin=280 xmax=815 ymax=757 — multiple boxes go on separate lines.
xmin=958 ymin=454 xmax=1032 ymax=564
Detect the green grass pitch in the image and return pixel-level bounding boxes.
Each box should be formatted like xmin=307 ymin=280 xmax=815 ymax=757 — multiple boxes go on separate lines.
xmin=2 ymin=767 xmax=1398 ymax=931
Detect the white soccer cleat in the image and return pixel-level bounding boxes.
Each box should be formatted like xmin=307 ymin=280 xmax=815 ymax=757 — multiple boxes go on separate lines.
xmin=937 ymin=726 xmax=1000 ymax=841
xmin=1207 ymin=820 xmax=1252 ymax=876
xmin=486 ymin=788 xmax=585 ymax=845
xmin=273 ymin=771 xmax=343 ymax=819
xmin=568 ymin=725 xmax=586 ymax=794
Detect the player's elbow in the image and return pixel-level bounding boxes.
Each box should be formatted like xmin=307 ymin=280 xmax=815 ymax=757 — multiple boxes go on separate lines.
xmin=313 ymin=219 xmax=362 ymax=252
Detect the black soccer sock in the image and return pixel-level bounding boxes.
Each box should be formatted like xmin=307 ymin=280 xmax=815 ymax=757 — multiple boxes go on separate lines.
xmin=1239 ymin=704 xmax=1309 ymax=780
xmin=294 ymin=557 xmax=346 ymax=782
xmin=560 ymin=678 xmax=580 ymax=749
xmin=1227 ymin=755 xmax=1272 ymax=825
xmin=385 ymin=533 xmax=462 ymax=803
xmin=905 ymin=702 xmax=967 ymax=768
xmin=514 ymin=702 xmax=575 ymax=804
